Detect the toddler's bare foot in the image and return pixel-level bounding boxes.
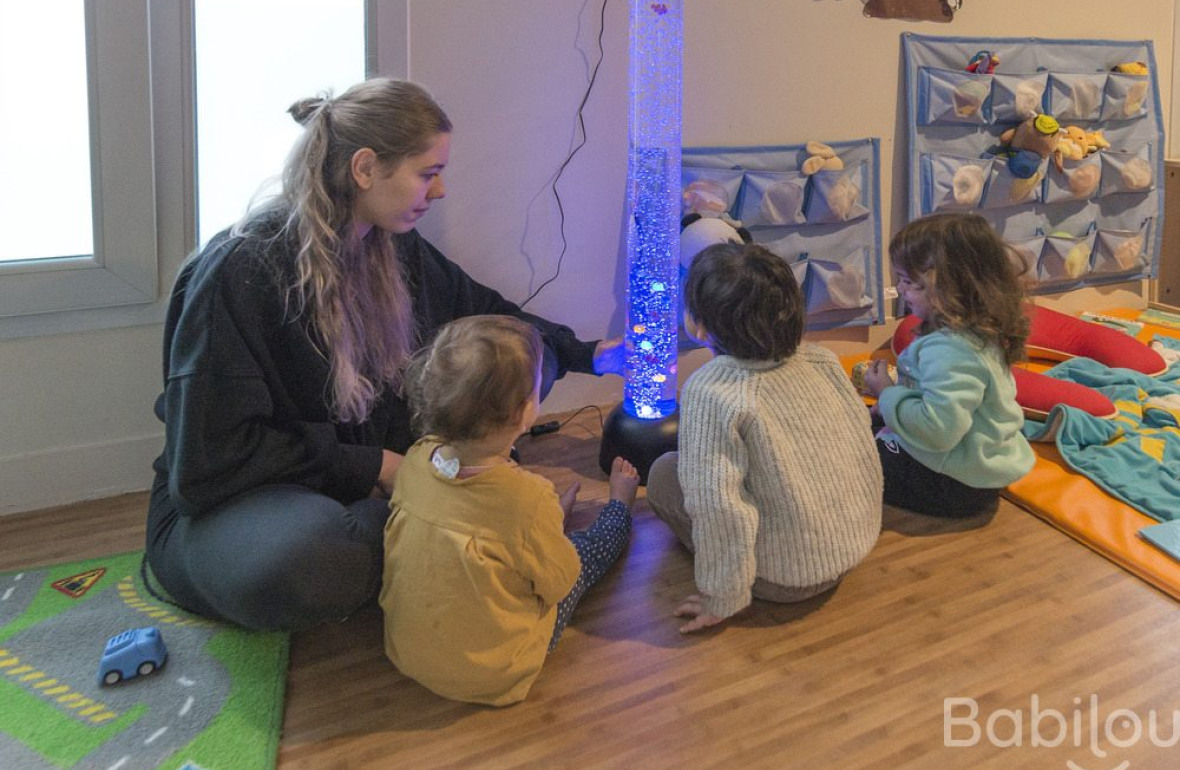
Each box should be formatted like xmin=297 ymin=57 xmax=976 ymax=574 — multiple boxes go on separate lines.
xmin=558 ymin=482 xmax=581 ymax=521
xmin=608 ymin=457 xmax=640 ymax=509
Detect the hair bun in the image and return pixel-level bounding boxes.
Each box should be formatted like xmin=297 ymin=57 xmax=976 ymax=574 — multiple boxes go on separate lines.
xmin=288 ymin=95 xmax=331 ymax=126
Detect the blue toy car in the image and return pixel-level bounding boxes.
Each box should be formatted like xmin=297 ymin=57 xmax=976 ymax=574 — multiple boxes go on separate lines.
xmin=98 ymin=627 xmax=167 ymax=685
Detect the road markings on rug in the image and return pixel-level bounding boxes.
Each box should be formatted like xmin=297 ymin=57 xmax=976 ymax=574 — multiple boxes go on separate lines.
xmin=1 ymin=572 xmax=23 ymax=602
xmin=0 ymin=648 xmax=120 ymax=724
xmin=115 ymin=575 xmax=216 ymax=627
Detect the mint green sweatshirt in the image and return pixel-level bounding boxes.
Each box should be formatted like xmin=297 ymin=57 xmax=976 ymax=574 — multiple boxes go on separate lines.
xmin=877 ymin=329 xmax=1034 ymax=488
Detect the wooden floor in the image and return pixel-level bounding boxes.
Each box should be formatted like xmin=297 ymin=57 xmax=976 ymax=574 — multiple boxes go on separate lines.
xmin=4 ymin=406 xmax=1180 ymax=769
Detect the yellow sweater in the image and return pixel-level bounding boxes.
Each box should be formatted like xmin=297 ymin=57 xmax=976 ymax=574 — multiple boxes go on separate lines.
xmin=380 ymin=438 xmax=581 ymax=706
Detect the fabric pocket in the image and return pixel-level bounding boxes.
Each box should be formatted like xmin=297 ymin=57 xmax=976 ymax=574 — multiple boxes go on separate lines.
xmin=981 ymin=163 xmax=1043 ymax=210
xmin=738 ymin=170 xmax=807 ymax=226
xmin=789 ymin=254 xmax=809 ymax=292
xmin=804 ymin=164 xmax=870 ymax=224
xmin=1099 ymin=147 xmax=1154 ymax=196
xmin=1044 ymin=154 xmax=1102 ymax=203
xmin=1008 ymin=235 xmax=1045 ymax=283
xmin=758 ymin=238 xmax=810 ymax=293
xmin=922 ymin=153 xmax=992 ymax=212
xmin=680 ymin=166 xmax=745 ymax=218
xmin=1039 ymin=229 xmax=1096 ymax=285
xmin=918 ymin=67 xmax=992 ymax=125
xmin=804 ymin=248 xmax=873 ymax=315
xmin=1101 ymin=73 xmax=1150 ymax=121
xmin=1091 ymin=220 xmax=1150 ymax=276
xmin=990 ymin=72 xmax=1048 ymax=123
xmin=1047 ymin=73 xmax=1106 ymax=121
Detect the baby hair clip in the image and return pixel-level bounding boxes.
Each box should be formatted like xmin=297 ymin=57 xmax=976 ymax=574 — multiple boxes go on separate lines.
xmin=432 ymin=451 xmax=461 ymax=479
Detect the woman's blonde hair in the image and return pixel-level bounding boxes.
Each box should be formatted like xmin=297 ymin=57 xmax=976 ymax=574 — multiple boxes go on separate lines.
xmin=246 ymin=78 xmax=452 ymax=423
xmin=405 ymin=316 xmax=543 ymax=443
xmin=890 ymin=212 xmax=1030 ymax=366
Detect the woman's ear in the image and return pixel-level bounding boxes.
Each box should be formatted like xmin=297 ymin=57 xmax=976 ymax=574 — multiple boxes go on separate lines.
xmin=351 ymin=147 xmax=379 ymax=190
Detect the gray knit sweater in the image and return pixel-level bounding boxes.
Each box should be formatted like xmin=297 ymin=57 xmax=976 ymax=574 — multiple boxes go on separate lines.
xmin=679 ymin=344 xmax=884 ymax=618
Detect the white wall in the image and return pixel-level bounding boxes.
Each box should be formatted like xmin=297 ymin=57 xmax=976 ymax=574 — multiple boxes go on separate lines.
xmin=2 ymin=0 xmax=1175 ymax=515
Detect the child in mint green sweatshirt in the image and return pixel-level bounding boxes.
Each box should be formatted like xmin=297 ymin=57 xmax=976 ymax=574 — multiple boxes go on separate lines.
xmin=862 ymin=212 xmax=1035 ymax=517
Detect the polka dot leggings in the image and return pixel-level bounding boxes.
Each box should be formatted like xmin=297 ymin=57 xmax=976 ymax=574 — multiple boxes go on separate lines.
xmin=548 ymin=499 xmax=632 ymax=651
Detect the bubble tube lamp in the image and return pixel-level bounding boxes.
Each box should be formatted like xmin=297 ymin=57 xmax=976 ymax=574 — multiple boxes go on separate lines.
xmin=598 ymin=0 xmax=682 ymax=482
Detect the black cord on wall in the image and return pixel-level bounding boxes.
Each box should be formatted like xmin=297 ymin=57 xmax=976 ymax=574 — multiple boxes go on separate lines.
xmin=519 ymin=0 xmax=610 ymax=309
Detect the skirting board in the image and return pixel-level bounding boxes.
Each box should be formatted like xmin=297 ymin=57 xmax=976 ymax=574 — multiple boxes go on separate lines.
xmin=0 ymin=433 xmax=160 ymax=517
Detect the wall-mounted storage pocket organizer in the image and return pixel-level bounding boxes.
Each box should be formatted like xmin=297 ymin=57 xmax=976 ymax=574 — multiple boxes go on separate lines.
xmin=682 ymin=139 xmax=883 ymax=331
xmin=1092 ymin=219 xmax=1152 ymax=277
xmin=903 ymin=33 xmax=1164 ymax=294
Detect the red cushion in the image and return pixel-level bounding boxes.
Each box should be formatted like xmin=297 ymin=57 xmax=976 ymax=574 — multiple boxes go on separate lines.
xmin=1026 ymin=306 xmax=1166 ymax=375
xmin=1011 ymin=367 xmax=1117 ymax=420
xmin=891 ymin=314 xmax=921 ymax=358
xmin=890 ymin=311 xmax=1119 ymax=419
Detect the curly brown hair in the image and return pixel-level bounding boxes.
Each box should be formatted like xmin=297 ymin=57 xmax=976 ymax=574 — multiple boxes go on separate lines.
xmin=889 ymin=213 xmax=1030 ymax=366
xmin=683 ymin=242 xmax=805 ymax=361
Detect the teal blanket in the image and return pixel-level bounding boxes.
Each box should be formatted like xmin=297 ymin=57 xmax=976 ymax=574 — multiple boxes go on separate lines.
xmin=1024 ymin=355 xmax=1180 ymax=560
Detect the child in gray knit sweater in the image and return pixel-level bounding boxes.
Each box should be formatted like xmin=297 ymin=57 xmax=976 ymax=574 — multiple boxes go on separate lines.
xmin=647 ymin=242 xmax=883 ymax=633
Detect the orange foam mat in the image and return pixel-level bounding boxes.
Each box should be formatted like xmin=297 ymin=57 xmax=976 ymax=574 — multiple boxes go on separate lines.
xmin=838 ymin=311 xmax=1180 ymax=600
xmin=1004 ymin=443 xmax=1180 ymax=601
xmin=1004 ymin=308 xmax=1180 ymax=600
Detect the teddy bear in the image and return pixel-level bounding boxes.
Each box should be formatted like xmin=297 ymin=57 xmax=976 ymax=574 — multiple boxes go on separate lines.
xmin=1054 ymin=125 xmax=1088 ymax=166
xmin=995 ymin=113 xmax=1061 ymax=179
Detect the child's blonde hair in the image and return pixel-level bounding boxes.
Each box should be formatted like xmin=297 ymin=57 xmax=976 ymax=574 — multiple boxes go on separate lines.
xmin=890 ymin=212 xmax=1030 ymax=366
xmin=406 ymin=316 xmax=542 ymax=442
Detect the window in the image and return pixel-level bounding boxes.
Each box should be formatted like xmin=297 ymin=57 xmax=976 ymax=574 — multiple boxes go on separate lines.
xmin=0 ymin=5 xmax=92 ymax=263
xmin=0 ymin=1 xmax=406 ymax=335
xmin=194 ymin=0 xmax=365 ymax=245
xmin=0 ymin=1 xmax=160 ymax=321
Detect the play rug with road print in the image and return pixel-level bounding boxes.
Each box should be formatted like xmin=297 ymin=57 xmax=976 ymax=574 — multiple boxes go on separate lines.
xmin=0 ymin=551 xmax=288 ymax=770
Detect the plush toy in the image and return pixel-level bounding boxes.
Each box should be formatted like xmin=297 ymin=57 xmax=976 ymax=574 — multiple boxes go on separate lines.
xmin=965 ymin=50 xmax=999 ymax=74
xmin=1086 ymin=130 xmax=1111 ymax=154
xmin=801 ymin=140 xmax=844 ymax=176
xmin=679 ymin=213 xmax=751 ymax=272
xmin=997 ymin=114 xmax=1061 ymax=179
xmin=1113 ymin=61 xmax=1149 ymax=76
xmin=1055 ymin=125 xmax=1088 ymax=164
xmin=1057 ymin=125 xmax=1111 ymax=165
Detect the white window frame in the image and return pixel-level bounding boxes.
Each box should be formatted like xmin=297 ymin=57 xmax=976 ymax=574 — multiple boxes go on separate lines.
xmin=0 ymin=1 xmax=163 ymax=328
xmin=0 ymin=0 xmax=408 ymax=339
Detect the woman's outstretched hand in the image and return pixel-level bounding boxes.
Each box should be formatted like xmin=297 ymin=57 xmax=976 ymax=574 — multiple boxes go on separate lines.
xmin=593 ymin=337 xmax=625 ymax=376
xmin=674 ymin=594 xmax=726 ymax=634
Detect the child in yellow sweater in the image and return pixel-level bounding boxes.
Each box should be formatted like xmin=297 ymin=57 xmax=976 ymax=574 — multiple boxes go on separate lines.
xmin=380 ymin=315 xmax=639 ymax=706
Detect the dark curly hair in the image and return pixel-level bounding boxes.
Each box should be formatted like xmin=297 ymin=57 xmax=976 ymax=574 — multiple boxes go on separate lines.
xmin=683 ymin=242 xmax=804 ymax=361
xmin=890 ymin=212 xmax=1030 ymax=366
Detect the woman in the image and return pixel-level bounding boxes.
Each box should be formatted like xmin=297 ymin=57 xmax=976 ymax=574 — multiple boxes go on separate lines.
xmin=146 ymin=78 xmax=619 ymax=631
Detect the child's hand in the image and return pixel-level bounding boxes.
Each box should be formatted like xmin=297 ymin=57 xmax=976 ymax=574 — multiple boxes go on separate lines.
xmin=674 ymin=594 xmax=726 ymax=634
xmin=861 ymin=359 xmax=896 ymax=396
xmin=558 ymin=482 xmax=580 ymax=528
